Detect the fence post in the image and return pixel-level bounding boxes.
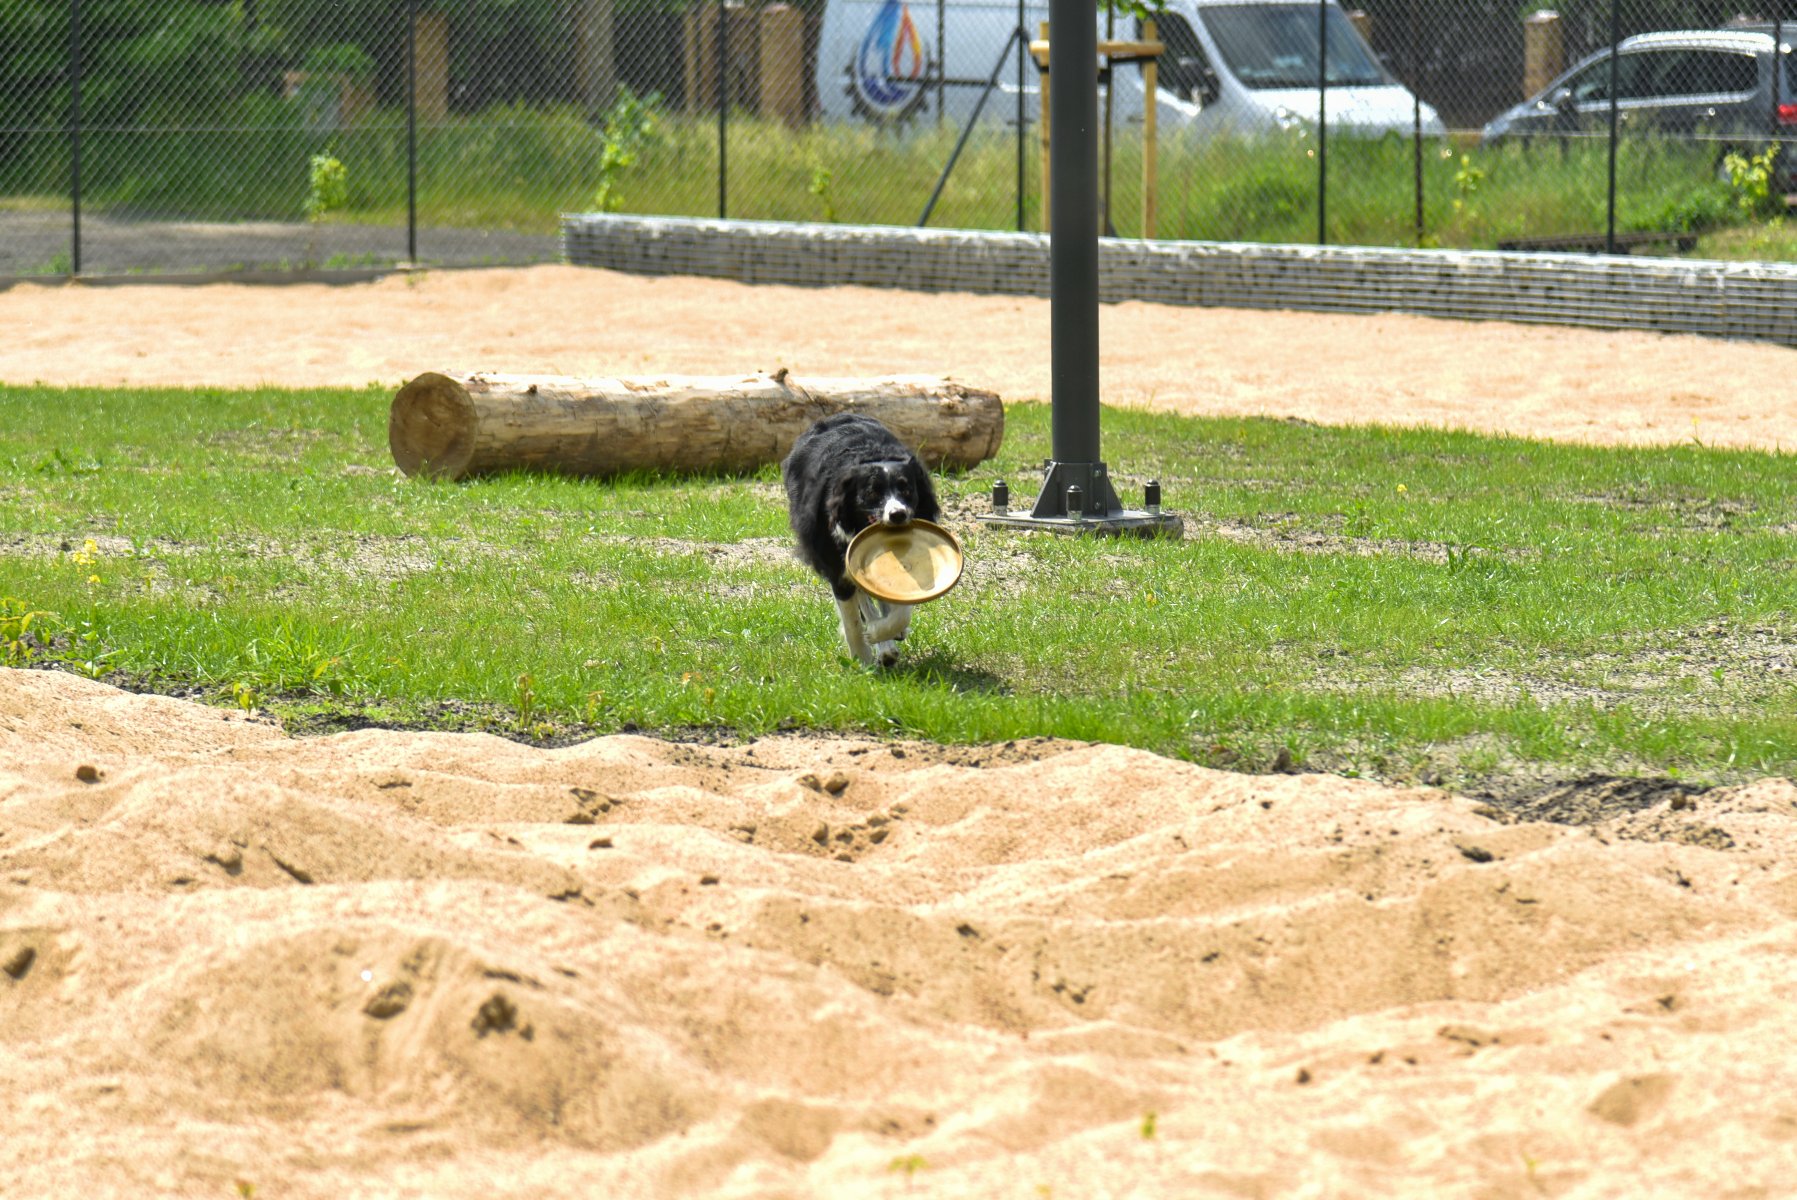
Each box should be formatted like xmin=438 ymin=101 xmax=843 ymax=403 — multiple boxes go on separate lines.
xmin=1410 ymin=0 xmax=1423 ymax=246
xmin=1605 ymin=0 xmax=1619 ymax=254
xmin=717 ymin=0 xmax=728 ymax=218
xmin=1523 ymin=11 xmax=1564 ymax=100
xmin=1316 ymin=0 xmax=1327 ymax=245
xmin=407 ymin=0 xmax=418 ymax=265
xmin=1016 ymin=0 xmax=1025 ymax=231
xmin=68 ymin=0 xmax=82 ymax=276
xmin=1773 ymin=8 xmax=1784 ymax=146
xmin=1142 ymin=17 xmax=1157 ymax=238
xmin=1038 ymin=20 xmax=1051 ymax=229
xmin=937 ymin=0 xmax=946 ymax=125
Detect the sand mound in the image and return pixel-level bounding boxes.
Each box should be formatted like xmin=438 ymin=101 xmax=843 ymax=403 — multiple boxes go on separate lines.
xmin=9 ymin=264 xmax=1797 ymax=451
xmin=4 ymin=666 xmax=1797 ymax=1196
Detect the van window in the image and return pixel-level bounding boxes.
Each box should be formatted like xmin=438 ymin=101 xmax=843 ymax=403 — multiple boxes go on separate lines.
xmin=1198 ymin=4 xmax=1387 ymax=89
xmin=1564 ymin=51 xmax=1656 ymax=103
xmin=1649 ymin=49 xmax=1757 ymax=97
xmin=1148 ymin=13 xmax=1220 ymax=104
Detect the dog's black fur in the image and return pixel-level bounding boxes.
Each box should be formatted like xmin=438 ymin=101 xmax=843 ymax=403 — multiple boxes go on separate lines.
xmin=782 ymin=414 xmax=940 ymax=665
xmin=783 ymin=413 xmax=940 ymax=598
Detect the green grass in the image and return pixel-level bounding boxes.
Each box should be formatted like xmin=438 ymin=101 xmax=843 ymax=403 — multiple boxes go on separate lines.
xmin=5 ymin=383 xmax=1797 ymax=794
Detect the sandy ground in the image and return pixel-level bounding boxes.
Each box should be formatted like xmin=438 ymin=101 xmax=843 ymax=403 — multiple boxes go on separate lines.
xmin=4 ymin=669 xmax=1797 ymax=1197
xmin=8 ymin=268 xmax=1797 ymax=1195
xmin=4 ymin=263 xmax=1797 ymax=451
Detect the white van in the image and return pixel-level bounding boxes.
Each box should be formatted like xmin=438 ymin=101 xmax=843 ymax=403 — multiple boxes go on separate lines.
xmin=816 ymin=0 xmax=1445 ymax=138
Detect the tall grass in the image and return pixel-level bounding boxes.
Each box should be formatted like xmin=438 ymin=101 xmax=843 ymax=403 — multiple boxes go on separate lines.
xmin=3 ymin=97 xmax=1773 ymax=253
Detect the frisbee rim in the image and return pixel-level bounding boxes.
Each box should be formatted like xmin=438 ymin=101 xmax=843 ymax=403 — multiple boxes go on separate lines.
xmin=844 ymin=519 xmax=964 ymax=605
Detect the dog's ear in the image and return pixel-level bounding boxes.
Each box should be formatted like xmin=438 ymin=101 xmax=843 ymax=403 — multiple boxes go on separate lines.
xmin=825 ymin=468 xmax=860 ymax=534
xmin=906 ymin=455 xmax=941 ymax=522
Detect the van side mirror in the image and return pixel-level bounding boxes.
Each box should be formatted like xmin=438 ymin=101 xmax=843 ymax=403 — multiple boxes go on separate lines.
xmin=1550 ymin=86 xmax=1577 ymax=113
xmin=1199 ymin=65 xmax=1220 ymax=105
xmin=1176 ymin=58 xmax=1219 ymax=106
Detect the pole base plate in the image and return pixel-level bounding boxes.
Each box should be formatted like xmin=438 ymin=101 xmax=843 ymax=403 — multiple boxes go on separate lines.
xmin=976 ymin=510 xmax=1184 ymax=538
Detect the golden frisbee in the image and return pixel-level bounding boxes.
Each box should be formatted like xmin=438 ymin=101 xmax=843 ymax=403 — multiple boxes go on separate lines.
xmin=844 ymin=519 xmax=964 ymax=605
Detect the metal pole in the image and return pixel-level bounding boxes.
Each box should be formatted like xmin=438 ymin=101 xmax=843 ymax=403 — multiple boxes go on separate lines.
xmin=1016 ymin=0 xmax=1025 ymax=230
xmin=1605 ymin=0 xmax=1619 ymax=254
xmin=1773 ymin=8 xmax=1784 ymax=147
xmin=1101 ymin=5 xmax=1113 ymax=236
xmin=69 ymin=0 xmax=82 ymax=276
xmin=1316 ymin=0 xmax=1327 ymax=245
xmin=407 ymin=0 xmax=418 ymax=264
xmin=919 ymin=28 xmax=1026 ymax=225
xmin=1410 ymin=0 xmax=1423 ymax=246
xmin=981 ymin=0 xmax=1178 ymax=531
xmin=1049 ymin=0 xmax=1099 ymax=471
xmin=717 ymin=0 xmax=728 ymax=218
xmin=938 ymin=0 xmax=946 ymax=125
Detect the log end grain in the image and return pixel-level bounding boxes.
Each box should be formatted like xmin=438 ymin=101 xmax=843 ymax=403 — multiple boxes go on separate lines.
xmin=390 ymin=372 xmax=479 ymax=480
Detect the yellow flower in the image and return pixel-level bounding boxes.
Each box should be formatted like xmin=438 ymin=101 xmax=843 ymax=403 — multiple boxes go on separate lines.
xmin=1396 ymin=484 xmax=1408 ymax=494
xmin=86 ymin=574 xmax=101 ymax=585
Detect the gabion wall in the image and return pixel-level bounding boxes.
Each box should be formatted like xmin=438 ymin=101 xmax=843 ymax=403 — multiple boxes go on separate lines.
xmin=566 ymin=211 xmax=1797 ymax=346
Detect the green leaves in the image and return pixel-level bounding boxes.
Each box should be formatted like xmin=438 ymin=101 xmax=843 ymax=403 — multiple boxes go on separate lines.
xmin=304 ymin=152 xmax=349 ymax=223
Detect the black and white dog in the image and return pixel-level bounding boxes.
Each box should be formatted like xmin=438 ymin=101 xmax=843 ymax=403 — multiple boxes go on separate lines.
xmin=782 ymin=413 xmax=940 ymax=667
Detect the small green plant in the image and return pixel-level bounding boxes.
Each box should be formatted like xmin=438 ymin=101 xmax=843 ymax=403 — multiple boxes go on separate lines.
xmin=593 ymin=89 xmax=663 ymax=213
xmin=513 ymin=672 xmax=538 ymax=731
xmin=808 ymin=162 xmax=838 ymax=222
xmin=232 ymin=680 xmax=261 ymax=713
xmin=1723 ymin=143 xmax=1783 ymax=220
xmin=1140 ymin=1110 xmax=1158 ymax=1139
xmin=0 ymin=597 xmax=56 ymax=666
xmin=305 ymin=151 xmax=349 ymax=223
xmin=888 ymin=1154 xmax=927 ymax=1186
xmin=304 ymin=149 xmax=350 ymax=268
xmin=235 ymin=629 xmax=359 ymax=696
xmin=1451 ymin=152 xmax=1485 ymax=218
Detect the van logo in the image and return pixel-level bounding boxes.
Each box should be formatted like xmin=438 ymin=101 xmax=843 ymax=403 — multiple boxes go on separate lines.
xmin=852 ymin=0 xmax=929 ymax=119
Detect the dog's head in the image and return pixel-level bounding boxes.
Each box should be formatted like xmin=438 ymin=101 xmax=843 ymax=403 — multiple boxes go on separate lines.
xmin=829 ymin=458 xmax=933 ymax=539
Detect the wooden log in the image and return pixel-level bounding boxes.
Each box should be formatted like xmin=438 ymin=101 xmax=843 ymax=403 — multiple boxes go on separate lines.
xmin=388 ymin=370 xmax=1005 ymax=480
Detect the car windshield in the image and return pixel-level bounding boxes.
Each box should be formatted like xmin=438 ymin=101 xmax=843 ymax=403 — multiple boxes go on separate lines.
xmin=1199 ymin=4 xmax=1388 ymax=89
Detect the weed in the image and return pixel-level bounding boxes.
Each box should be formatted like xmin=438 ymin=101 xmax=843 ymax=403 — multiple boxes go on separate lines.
xmin=513 ymin=672 xmax=538 ymax=731
xmin=304 ymin=149 xmax=349 ymax=268
xmin=29 ymin=251 xmax=72 ymax=277
xmin=888 ymin=1154 xmax=926 ymax=1184
xmin=0 ymin=597 xmax=57 ymax=666
xmin=35 ymin=448 xmax=102 ymax=476
xmin=1723 ymin=143 xmax=1783 ymax=220
xmin=593 ymin=89 xmax=662 ymax=214
xmin=304 ymin=151 xmax=349 ymax=223
xmin=1451 ymin=152 xmax=1486 ymax=218
xmin=808 ymin=162 xmax=838 ymax=223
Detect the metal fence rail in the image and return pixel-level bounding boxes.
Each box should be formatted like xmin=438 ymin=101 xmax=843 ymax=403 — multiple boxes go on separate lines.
xmin=2 ymin=0 xmax=1793 ymax=279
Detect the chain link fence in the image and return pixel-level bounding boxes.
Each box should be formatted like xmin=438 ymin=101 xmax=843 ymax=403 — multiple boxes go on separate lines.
xmin=2 ymin=1 xmax=1793 ymax=279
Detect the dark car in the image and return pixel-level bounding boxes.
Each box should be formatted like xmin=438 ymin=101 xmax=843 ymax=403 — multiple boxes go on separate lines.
xmin=1481 ymin=29 xmax=1796 ymax=181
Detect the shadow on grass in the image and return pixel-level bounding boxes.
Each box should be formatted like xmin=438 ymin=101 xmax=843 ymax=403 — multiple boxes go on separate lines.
xmin=887 ymin=651 xmax=1009 ymax=695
